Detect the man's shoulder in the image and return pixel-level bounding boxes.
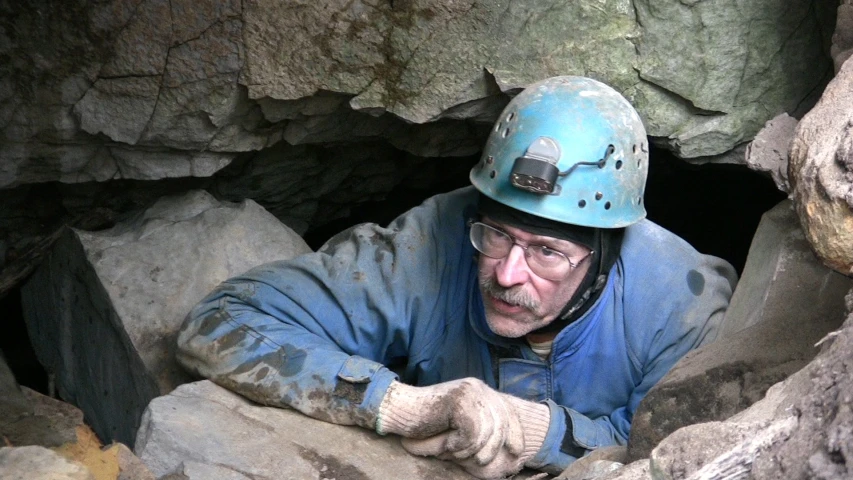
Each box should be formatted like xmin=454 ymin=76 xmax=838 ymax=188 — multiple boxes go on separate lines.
xmin=622 ymin=219 xmax=700 ymax=264
xmin=392 ymin=186 xmax=479 ymax=229
xmin=421 ymin=186 xmax=479 ymax=210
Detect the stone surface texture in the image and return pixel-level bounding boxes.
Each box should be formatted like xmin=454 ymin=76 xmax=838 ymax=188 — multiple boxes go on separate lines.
xmin=632 ymin=0 xmax=832 ymax=159
xmin=832 ymin=0 xmax=853 ymax=71
xmin=135 ymin=380 xmax=477 ymax=480
xmin=20 ymin=191 xmax=311 ymax=446
xmin=627 ymin=200 xmax=853 ymax=461
xmin=0 ymin=0 xmax=835 ymax=190
xmin=789 ymin=54 xmax=853 ymax=276
xmin=745 ymin=114 xmax=798 ymax=194
xmin=0 ymin=384 xmax=155 ymax=480
xmin=0 ymin=446 xmax=95 ymax=480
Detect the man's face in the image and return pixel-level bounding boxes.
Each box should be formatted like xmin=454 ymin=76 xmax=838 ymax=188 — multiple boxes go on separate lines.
xmin=477 ymin=217 xmax=592 ymax=338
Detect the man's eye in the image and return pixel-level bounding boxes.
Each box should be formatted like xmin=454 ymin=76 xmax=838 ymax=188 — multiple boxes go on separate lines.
xmin=539 ymin=246 xmax=558 ymax=257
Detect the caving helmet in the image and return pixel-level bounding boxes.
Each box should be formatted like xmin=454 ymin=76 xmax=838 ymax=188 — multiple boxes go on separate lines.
xmin=470 ymin=76 xmax=649 ymax=229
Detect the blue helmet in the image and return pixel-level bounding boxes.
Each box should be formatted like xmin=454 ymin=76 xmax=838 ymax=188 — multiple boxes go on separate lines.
xmin=470 ymin=76 xmax=649 ymax=228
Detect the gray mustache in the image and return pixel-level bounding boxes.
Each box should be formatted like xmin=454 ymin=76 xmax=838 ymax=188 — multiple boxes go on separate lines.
xmin=479 ymin=276 xmax=540 ymax=311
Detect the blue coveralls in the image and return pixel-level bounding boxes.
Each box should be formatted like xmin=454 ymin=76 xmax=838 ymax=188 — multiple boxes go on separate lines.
xmin=177 ymin=186 xmax=737 ymax=473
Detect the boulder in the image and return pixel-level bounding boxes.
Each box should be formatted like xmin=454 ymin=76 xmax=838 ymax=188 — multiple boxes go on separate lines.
xmin=789 ymin=54 xmax=853 ymax=275
xmin=632 ymin=0 xmax=833 ymax=159
xmin=21 ymin=190 xmax=311 ymax=446
xmin=0 ymin=446 xmax=94 ymax=480
xmin=745 ymin=114 xmax=798 ymax=194
xmin=134 ymin=380 xmax=476 ymax=480
xmin=832 ymin=1 xmax=853 ymax=72
xmin=627 ymin=200 xmax=853 ymax=461
xmin=0 ymin=382 xmax=155 ymax=480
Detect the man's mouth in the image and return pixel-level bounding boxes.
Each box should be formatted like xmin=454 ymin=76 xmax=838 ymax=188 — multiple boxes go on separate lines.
xmin=489 ymin=294 xmax=527 ymax=313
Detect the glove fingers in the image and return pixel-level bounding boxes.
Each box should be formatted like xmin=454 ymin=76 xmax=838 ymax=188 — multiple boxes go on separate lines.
xmin=445 ymin=414 xmax=493 ymax=459
xmin=401 ymin=433 xmax=451 ymax=457
xmin=474 ymin=404 xmax=508 ymax=465
xmin=449 ymin=402 xmax=504 ymax=464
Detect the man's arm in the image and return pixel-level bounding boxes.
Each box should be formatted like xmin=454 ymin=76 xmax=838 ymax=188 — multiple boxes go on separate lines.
xmin=176 ymin=187 xmax=480 ymax=430
xmin=176 ymin=254 xmax=400 ymax=429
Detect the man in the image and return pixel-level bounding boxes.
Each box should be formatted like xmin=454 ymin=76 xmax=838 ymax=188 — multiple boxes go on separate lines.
xmin=176 ymin=76 xmax=737 ymax=478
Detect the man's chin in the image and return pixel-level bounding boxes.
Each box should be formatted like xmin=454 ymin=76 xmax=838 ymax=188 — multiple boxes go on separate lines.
xmin=485 ymin=313 xmax=542 ymax=338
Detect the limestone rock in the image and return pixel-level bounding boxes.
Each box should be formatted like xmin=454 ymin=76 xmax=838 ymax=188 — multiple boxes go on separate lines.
xmin=21 ymin=190 xmax=311 ymax=446
xmin=0 ymin=352 xmax=28 ymax=414
xmin=1 ymin=386 xmax=85 ymax=449
xmin=745 ymin=114 xmax=798 ymax=194
xmin=0 ymin=384 xmax=156 ymax=480
xmin=748 ymin=293 xmax=853 ymax=479
xmin=832 ymin=1 xmax=853 ymax=72
xmin=632 ymin=0 xmax=833 ymax=158
xmin=134 ymin=380 xmax=476 ymax=480
xmin=0 ymin=0 xmax=836 ymax=191
xmin=596 ymin=460 xmax=649 ymax=480
xmin=0 ymin=446 xmax=95 ymax=480
xmin=649 ymin=421 xmax=761 ymax=480
xmin=650 ymin=417 xmax=797 ymax=480
xmin=789 ymin=55 xmax=853 ymax=275
xmin=627 ymin=200 xmax=853 ymax=461
xmin=556 ymin=446 xmax=627 ymax=480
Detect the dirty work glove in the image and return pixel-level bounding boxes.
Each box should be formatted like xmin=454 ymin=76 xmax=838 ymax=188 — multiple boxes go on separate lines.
xmin=376 ymin=378 xmax=548 ymax=473
xmin=402 ymin=394 xmax=550 ymax=479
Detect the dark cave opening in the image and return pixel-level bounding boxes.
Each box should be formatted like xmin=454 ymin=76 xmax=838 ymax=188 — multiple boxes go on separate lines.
xmin=1 ymin=145 xmax=787 ymax=396
xmin=1 ymin=290 xmax=47 ymax=395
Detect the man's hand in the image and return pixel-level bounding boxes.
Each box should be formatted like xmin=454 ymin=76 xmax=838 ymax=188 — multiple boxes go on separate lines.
xmin=376 ymin=378 xmax=550 ymax=477
xmin=377 ymin=378 xmax=524 ymax=464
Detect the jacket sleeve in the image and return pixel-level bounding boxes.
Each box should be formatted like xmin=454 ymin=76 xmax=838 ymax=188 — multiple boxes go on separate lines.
xmin=529 ymin=225 xmax=738 ymax=473
xmin=176 ymin=189 xmax=474 ymax=430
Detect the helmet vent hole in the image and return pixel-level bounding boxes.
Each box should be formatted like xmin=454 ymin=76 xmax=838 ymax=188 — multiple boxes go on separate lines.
xmin=638 ymin=157 xmax=642 ymax=167
xmin=489 ymin=170 xmax=496 ymax=179
xmin=506 ymin=112 xmax=515 ymax=122
xmin=615 ymin=160 xmax=623 ymax=170
xmin=595 ymin=192 xmax=603 ymax=201
xmin=495 ymin=123 xmax=502 ymax=133
xmin=502 ymin=128 xmax=510 ymax=138
xmin=486 ymin=156 xmax=494 ymax=165
xmin=604 ymin=201 xmax=612 ymax=210
xmin=632 ymin=144 xmax=637 ymax=154
xmin=638 ymin=197 xmax=643 ymax=205
xmin=578 ymin=199 xmax=587 ymax=208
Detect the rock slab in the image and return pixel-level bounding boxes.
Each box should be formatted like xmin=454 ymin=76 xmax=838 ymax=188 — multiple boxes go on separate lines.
xmin=789 ymin=54 xmax=853 ymax=275
xmin=135 ymin=380 xmax=476 ymax=480
xmin=21 ymin=190 xmax=311 ymax=446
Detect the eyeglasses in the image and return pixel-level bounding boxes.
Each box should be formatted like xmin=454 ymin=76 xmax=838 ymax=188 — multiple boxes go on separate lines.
xmin=469 ymin=222 xmax=593 ymax=281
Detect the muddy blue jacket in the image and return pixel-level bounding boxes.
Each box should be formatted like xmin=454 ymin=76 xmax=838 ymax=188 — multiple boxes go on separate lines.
xmin=177 ymin=186 xmax=737 ymax=473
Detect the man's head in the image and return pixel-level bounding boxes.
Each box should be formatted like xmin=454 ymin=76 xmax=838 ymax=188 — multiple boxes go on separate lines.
xmin=469 ymin=76 xmax=648 ymax=338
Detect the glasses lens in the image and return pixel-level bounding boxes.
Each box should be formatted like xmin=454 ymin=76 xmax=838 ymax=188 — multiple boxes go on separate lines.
xmin=527 ymin=245 xmax=570 ymax=280
xmin=470 ymin=223 xmax=511 ymax=258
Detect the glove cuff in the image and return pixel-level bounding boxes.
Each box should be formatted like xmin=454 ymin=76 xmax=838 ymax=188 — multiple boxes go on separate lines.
xmin=376 ymin=381 xmax=425 ymax=436
xmin=505 ymin=395 xmax=551 ymax=460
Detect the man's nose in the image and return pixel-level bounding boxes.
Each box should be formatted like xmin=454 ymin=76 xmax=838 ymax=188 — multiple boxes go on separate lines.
xmin=495 ymin=245 xmax=532 ymax=286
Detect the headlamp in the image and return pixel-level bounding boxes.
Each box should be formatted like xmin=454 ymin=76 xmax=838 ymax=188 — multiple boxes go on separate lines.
xmin=510 ymin=137 xmax=561 ymax=195
xmin=510 ymin=140 xmax=616 ymax=196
